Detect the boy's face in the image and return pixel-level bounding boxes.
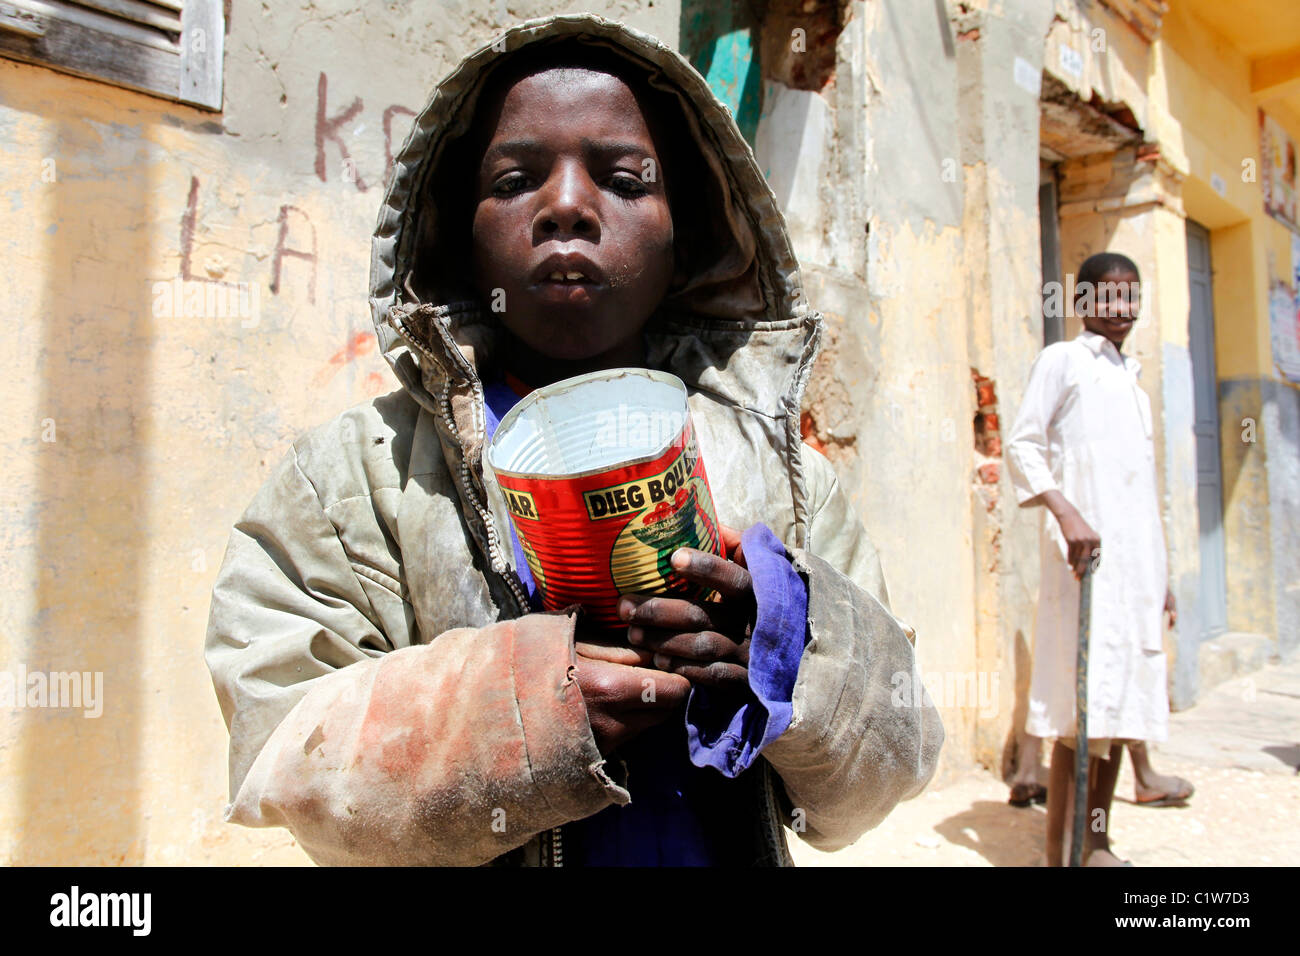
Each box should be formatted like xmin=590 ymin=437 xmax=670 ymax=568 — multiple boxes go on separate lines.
xmin=470 ymin=68 xmax=675 ymax=364
xmin=1079 ymin=266 xmax=1140 ymax=349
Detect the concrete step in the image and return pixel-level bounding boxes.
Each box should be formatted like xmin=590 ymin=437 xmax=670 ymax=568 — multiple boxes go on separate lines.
xmin=1197 ymin=631 xmax=1276 ymax=695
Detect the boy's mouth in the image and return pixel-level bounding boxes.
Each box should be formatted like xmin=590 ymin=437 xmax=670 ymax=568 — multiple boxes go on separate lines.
xmin=529 ymin=252 xmax=607 ymax=306
xmin=531 ymin=252 xmax=606 ymax=287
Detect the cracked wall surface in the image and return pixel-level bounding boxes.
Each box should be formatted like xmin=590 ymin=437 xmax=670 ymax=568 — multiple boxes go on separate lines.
xmin=0 ymin=0 xmax=676 ymax=867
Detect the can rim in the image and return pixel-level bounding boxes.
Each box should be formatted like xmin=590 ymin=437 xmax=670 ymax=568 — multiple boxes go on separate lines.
xmin=487 ymin=367 xmax=691 ymax=482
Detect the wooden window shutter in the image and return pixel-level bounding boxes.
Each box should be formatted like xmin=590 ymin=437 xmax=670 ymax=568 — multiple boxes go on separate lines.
xmin=0 ymin=0 xmax=224 ymax=110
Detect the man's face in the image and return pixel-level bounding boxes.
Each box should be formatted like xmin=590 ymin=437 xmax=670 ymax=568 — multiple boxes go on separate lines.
xmin=1079 ymin=267 xmax=1140 ymax=349
xmin=470 ymin=68 xmax=675 ymax=363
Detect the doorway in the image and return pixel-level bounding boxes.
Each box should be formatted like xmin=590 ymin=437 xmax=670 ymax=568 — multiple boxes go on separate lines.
xmin=1039 ymin=159 xmax=1064 ymax=346
xmin=1186 ymin=219 xmax=1228 ymax=638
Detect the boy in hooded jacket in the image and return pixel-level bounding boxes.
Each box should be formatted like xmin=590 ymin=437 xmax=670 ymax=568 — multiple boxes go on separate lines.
xmin=205 ymin=15 xmax=943 ymax=866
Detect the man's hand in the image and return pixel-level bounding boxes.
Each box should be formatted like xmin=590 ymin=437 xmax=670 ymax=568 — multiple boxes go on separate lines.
xmin=1038 ymin=490 xmax=1100 ymax=580
xmin=617 ymin=525 xmax=755 ymax=692
xmin=1058 ymin=509 xmax=1101 ymax=580
xmin=1164 ymin=589 xmax=1177 ymax=629
xmin=572 ymin=638 xmax=690 ymax=756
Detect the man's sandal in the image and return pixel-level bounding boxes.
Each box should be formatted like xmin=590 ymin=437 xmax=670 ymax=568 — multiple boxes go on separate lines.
xmin=1008 ymin=782 xmax=1048 ymax=807
xmin=1134 ymin=777 xmax=1194 ymax=807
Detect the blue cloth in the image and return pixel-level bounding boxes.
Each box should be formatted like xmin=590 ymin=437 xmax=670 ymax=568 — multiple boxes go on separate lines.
xmin=482 ymin=376 xmax=809 ymax=864
xmin=684 ymin=522 xmax=807 ymax=777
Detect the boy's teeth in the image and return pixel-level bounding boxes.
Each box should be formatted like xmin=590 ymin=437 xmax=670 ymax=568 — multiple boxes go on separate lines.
xmin=546 ymin=270 xmax=587 ymax=282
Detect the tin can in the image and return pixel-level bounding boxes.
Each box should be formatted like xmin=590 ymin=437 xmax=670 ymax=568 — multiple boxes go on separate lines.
xmin=487 ymin=368 xmax=724 ymax=628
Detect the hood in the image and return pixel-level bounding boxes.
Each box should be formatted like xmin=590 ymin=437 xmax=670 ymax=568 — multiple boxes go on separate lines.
xmin=368 ymin=12 xmax=821 ymax=421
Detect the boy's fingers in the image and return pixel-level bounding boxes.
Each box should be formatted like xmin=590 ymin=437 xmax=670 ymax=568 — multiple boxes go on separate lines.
xmin=615 ymin=666 xmax=691 ymax=708
xmin=618 ymin=594 xmax=720 ymax=631
xmin=719 ymin=524 xmax=746 ymax=567
xmin=668 ymin=548 xmax=753 ymax=600
xmin=668 ymin=660 xmax=749 ymax=688
xmin=627 ymin=626 xmax=748 ymax=665
xmin=576 ymin=659 xmax=690 ymax=708
xmin=575 ymin=640 xmax=655 ymax=668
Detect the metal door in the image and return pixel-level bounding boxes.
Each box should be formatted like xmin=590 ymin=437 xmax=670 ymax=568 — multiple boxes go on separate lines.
xmin=1039 ymin=161 xmax=1064 ymax=346
xmin=1186 ymin=220 xmax=1228 ymax=637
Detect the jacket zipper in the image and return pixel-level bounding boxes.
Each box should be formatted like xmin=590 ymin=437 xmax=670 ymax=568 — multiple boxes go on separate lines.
xmin=440 ymin=387 xmax=572 ymax=868
xmin=441 ymin=384 xmax=563 ymax=867
xmin=391 ymin=306 xmax=531 ymax=613
xmin=428 ymin=372 xmax=531 ymax=613
xmin=550 ymin=826 xmax=564 ymax=867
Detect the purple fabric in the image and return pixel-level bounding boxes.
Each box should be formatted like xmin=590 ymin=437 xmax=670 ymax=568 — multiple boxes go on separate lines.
xmin=684 ymin=522 xmax=808 ymax=778
xmin=481 ymin=377 xmax=808 ymax=863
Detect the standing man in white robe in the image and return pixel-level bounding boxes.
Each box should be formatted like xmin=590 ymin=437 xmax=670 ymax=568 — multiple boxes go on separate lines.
xmin=1006 ymin=252 xmax=1184 ymax=866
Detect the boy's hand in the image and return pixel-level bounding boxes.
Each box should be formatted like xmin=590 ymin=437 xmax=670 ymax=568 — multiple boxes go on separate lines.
xmin=572 ymin=635 xmax=690 ymax=756
xmin=618 ymin=525 xmax=755 ymax=692
xmin=1164 ymin=589 xmax=1177 ymax=629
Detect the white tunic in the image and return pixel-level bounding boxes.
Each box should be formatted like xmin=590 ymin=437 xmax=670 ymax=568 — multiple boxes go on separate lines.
xmin=1005 ymin=331 xmax=1169 ymax=742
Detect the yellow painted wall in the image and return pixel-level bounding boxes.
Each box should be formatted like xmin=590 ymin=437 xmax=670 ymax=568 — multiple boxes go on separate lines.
xmin=1160 ymin=1 xmax=1300 ymax=380
xmin=1160 ymin=1 xmax=1300 ymax=640
xmin=0 ymin=0 xmax=678 ymax=865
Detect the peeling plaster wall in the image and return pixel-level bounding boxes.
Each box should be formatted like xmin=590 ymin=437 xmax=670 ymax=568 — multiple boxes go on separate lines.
xmin=1046 ymin=0 xmax=1151 ymax=132
xmin=768 ymin=0 xmax=1052 ymax=779
xmin=794 ymin=0 xmax=979 ymax=780
xmin=951 ymin=0 xmax=1057 ymax=772
xmin=0 ymin=0 xmax=677 ymax=866
xmin=1264 ymin=381 xmax=1300 ymax=656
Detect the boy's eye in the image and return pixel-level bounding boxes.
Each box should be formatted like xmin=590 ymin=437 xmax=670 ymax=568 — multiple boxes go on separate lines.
xmin=608 ymin=173 xmax=649 ymax=198
xmin=491 ymin=173 xmax=530 ymax=198
xmin=487 ymin=169 xmax=652 ymax=200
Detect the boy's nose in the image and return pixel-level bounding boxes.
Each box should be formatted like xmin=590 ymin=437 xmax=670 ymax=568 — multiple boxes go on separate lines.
xmin=534 ymin=165 xmax=600 ymax=240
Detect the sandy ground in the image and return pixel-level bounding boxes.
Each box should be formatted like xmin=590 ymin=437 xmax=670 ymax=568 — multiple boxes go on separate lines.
xmin=790 ymin=655 xmax=1300 ymax=867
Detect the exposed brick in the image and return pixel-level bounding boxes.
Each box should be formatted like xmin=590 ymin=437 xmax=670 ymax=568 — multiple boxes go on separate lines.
xmin=978 ymin=462 xmax=1000 ymax=484
xmin=800 ymin=409 xmax=828 ymax=455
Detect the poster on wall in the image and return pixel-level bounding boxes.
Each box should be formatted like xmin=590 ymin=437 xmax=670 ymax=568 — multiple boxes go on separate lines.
xmin=1272 ymin=233 xmax=1300 ymax=383
xmin=1260 ymin=109 xmax=1299 ymax=233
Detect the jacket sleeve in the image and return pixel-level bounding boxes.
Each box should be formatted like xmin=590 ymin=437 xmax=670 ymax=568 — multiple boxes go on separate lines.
xmin=760 ymin=446 xmax=944 ymax=852
xmin=204 ymin=446 xmax=629 ymax=866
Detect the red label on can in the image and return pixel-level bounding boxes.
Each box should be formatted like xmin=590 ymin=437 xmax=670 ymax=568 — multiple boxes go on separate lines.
xmin=495 ymin=419 xmax=722 ymax=627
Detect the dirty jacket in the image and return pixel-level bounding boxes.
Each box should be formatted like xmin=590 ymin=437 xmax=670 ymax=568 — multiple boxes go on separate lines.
xmin=204 ymin=13 xmax=943 ymax=866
